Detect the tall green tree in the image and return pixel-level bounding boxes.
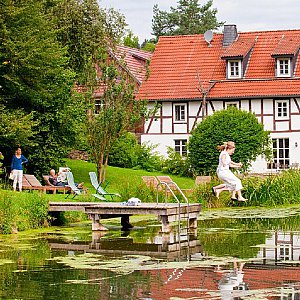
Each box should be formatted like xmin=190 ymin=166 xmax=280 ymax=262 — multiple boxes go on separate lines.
xmin=188 ymin=107 xmax=272 ymax=175
xmin=152 ymin=0 xmax=224 ymax=41
xmin=52 ymin=0 xmax=127 ymax=84
xmin=0 ymin=0 xmax=78 ymax=174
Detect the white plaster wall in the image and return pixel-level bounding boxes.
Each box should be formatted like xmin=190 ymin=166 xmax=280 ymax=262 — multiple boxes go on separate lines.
xmin=143 ymin=99 xmax=300 ymax=174
xmin=147 ymin=119 xmax=160 ymax=133
xmin=162 ymin=102 xmax=172 ymax=116
xmin=241 ymin=99 xmax=250 ymax=111
xmin=291 ymin=115 xmax=300 ymax=130
xmin=263 ymin=99 xmax=273 ymax=114
xmin=263 ymin=116 xmax=273 ymax=131
xmin=189 ymin=101 xmax=201 ymax=116
xmin=275 ymin=121 xmax=290 ymax=131
xmin=273 ymin=132 xmax=300 ymax=166
xmin=211 ymin=101 xmax=224 ymax=112
xmin=163 ymin=119 xmax=173 ymax=133
xmin=173 ymin=123 xmax=187 ymax=133
xmin=251 ymin=99 xmax=262 ymax=115
xmin=249 ymin=155 xmax=268 ymax=173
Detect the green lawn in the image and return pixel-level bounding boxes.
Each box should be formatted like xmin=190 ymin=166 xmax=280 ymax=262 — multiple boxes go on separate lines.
xmin=65 ymin=158 xmax=195 ymax=194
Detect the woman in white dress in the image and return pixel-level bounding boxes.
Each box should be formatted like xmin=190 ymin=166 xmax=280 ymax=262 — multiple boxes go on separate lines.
xmin=212 ymin=141 xmax=247 ymax=201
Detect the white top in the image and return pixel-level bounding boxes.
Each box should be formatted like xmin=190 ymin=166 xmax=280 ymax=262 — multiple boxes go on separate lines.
xmin=217 ymin=150 xmax=231 ymax=172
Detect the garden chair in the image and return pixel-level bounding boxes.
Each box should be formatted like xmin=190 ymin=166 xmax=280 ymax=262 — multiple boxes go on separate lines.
xmin=89 ymin=172 xmax=121 ymax=201
xmin=42 ymin=175 xmax=70 ymax=194
xmin=141 ymin=176 xmax=159 ymax=189
xmin=65 ymin=172 xmax=83 ymax=199
xmin=22 ymin=174 xmax=58 ymax=193
xmin=156 ymin=176 xmax=193 ymax=196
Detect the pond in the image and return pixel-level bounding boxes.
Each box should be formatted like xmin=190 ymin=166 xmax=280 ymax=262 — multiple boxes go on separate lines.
xmin=1 ymin=206 xmax=300 ymax=299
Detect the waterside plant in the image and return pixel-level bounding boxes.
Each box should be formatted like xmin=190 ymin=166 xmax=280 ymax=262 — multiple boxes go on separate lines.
xmin=0 ymin=191 xmax=49 ymax=234
xmin=193 ymin=169 xmax=300 ymax=208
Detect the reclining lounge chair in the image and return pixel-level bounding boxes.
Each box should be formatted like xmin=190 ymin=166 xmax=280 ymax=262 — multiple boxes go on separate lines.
xmin=89 ymin=172 xmax=121 ymax=201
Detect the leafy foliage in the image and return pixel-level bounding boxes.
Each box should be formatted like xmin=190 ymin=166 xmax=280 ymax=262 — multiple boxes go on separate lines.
xmin=52 ymin=0 xmax=126 ymax=84
xmin=244 ymin=169 xmax=300 ymax=206
xmin=0 ymin=0 xmax=81 ymax=174
xmin=152 ymin=0 xmax=224 ymax=41
xmin=123 ymin=31 xmax=139 ymax=49
xmin=162 ymin=147 xmax=193 ymax=177
xmin=86 ymin=49 xmax=148 ymax=182
xmin=0 ymin=190 xmax=48 ymax=234
xmin=188 ymin=107 xmax=271 ymax=175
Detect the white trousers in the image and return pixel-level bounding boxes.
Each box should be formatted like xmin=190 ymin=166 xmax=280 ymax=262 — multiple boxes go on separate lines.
xmin=12 ymin=169 xmax=23 ymax=191
xmin=217 ymin=169 xmax=243 ymax=191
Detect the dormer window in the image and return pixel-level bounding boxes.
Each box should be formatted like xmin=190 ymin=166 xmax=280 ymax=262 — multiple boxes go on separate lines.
xmin=227 ymin=60 xmax=242 ymax=79
xmin=276 ymin=58 xmax=291 ymax=77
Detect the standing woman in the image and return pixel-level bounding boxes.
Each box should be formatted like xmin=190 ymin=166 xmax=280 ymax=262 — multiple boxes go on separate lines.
xmin=212 ymin=141 xmax=247 ymax=201
xmin=10 ymin=148 xmax=28 ymax=192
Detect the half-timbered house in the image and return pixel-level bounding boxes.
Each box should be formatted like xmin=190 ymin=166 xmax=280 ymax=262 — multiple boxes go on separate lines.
xmin=138 ymin=25 xmax=300 ymax=173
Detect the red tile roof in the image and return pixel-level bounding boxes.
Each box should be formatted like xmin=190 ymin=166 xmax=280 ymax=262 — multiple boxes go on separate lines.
xmin=271 ymin=35 xmax=300 ymax=56
xmin=92 ymin=46 xmax=152 ymax=98
xmin=221 ymin=36 xmax=256 ymax=58
xmin=113 ymin=45 xmax=152 ymax=84
xmin=137 ymin=29 xmax=300 ymax=101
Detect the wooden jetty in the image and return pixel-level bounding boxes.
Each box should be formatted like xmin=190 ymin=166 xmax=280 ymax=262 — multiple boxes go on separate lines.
xmin=48 ymin=202 xmax=202 ymax=233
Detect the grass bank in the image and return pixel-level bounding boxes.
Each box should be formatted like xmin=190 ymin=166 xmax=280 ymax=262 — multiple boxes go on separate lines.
xmin=1 ymin=160 xmax=300 ymax=234
xmin=0 ymin=190 xmax=49 ymax=234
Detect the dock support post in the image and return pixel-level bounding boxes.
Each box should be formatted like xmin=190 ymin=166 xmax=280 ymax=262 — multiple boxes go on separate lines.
xmin=189 ymin=218 xmax=197 ymax=229
xmin=160 ymin=216 xmax=171 ymax=233
xmin=91 ymin=214 xmax=108 ymax=231
xmin=121 ymin=215 xmax=133 ymax=230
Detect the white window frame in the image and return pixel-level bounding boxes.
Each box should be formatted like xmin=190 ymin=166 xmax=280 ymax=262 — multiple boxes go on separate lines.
xmin=275 ymin=100 xmax=289 ymax=120
xmin=279 ymin=244 xmax=292 ymax=260
xmin=276 ymin=58 xmax=291 ymax=77
xmin=174 ymin=139 xmax=187 ymax=156
xmin=174 ymin=103 xmax=187 ymax=123
xmin=227 ymin=60 xmax=242 ymax=79
xmin=225 ymin=101 xmax=239 ymax=109
xmin=268 ymin=138 xmax=290 ymax=170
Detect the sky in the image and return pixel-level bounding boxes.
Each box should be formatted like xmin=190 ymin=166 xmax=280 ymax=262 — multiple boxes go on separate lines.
xmin=98 ymin=0 xmax=300 ymax=42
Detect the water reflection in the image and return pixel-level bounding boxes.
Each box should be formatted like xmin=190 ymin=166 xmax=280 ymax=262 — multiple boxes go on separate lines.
xmin=49 ymin=229 xmax=202 ymax=261
xmin=0 ymin=211 xmax=299 ymax=299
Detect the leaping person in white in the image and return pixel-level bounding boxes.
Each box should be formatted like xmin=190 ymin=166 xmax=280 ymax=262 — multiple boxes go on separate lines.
xmin=212 ymin=141 xmax=247 ymax=202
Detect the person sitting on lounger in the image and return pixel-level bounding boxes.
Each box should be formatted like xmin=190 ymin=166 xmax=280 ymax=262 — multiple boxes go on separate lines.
xmin=49 ymin=169 xmax=84 ymax=188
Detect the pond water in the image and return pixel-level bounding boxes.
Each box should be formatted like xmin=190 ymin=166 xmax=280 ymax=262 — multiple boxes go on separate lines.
xmin=1 ymin=207 xmax=300 ymax=299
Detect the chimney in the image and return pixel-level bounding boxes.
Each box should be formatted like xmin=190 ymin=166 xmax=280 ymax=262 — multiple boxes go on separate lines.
xmin=223 ymin=24 xmax=238 ymax=47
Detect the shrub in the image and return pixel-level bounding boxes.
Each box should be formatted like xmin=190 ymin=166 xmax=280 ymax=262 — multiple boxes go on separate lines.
xmin=162 ymin=147 xmax=193 ymax=177
xmin=109 ymin=133 xmax=163 ymax=172
xmin=109 ymin=132 xmax=139 ymax=168
xmin=188 ymin=107 xmax=271 ymax=175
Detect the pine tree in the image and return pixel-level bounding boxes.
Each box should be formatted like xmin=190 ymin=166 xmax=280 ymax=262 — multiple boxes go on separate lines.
xmin=152 ymin=0 xmax=224 ymax=41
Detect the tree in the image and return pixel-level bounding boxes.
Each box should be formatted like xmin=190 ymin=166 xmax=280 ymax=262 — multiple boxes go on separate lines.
xmin=52 ymin=0 xmax=127 ymax=84
xmin=141 ymin=39 xmax=156 ymax=52
xmin=188 ymin=107 xmax=271 ymax=175
xmin=152 ymin=0 xmax=224 ymax=41
xmin=0 ymin=0 xmax=78 ymax=174
xmin=86 ymin=49 xmax=147 ymax=182
xmin=123 ymin=31 xmax=139 ymax=49
xmin=0 ymin=105 xmax=37 ymax=166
